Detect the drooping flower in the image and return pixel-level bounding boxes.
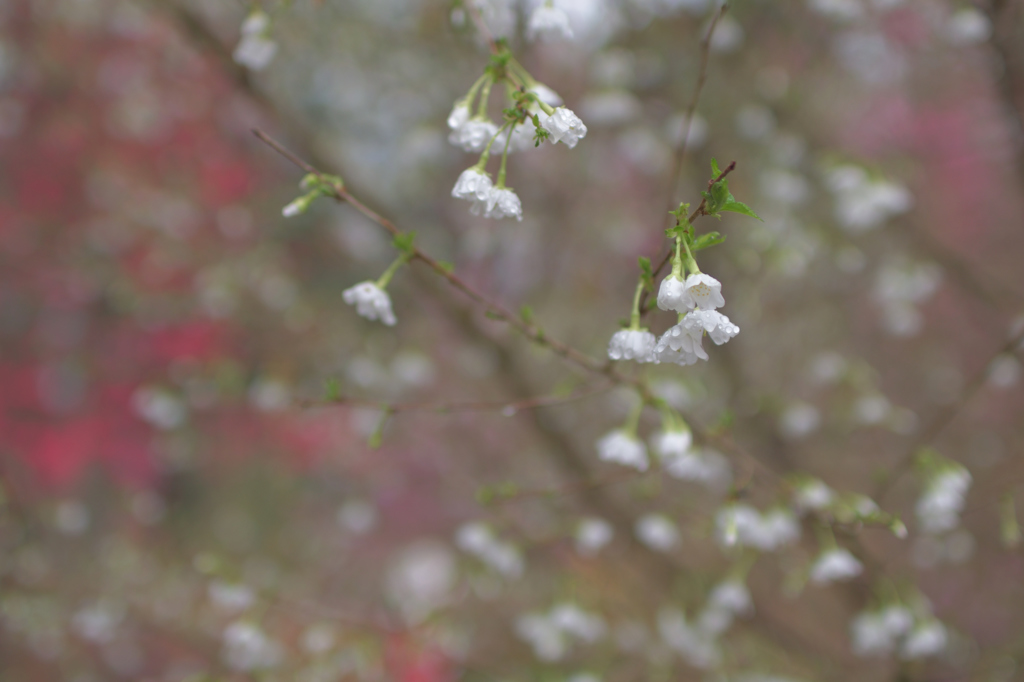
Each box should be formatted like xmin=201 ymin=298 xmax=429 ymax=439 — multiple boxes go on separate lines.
xmin=686 ymin=309 xmax=739 ymax=345
xmin=683 ymin=273 xmax=725 ymax=310
xmin=527 ymin=4 xmax=574 ymax=41
xmin=596 ymin=429 xmax=649 ymax=471
xmin=575 ymin=517 xmax=614 ymax=557
xmin=901 ymin=621 xmax=948 ymax=660
xmin=809 ymin=548 xmax=863 ymax=584
xmin=342 ymin=282 xmax=396 ymax=326
xmin=653 ymin=318 xmax=707 ymax=366
xmin=449 ymin=118 xmax=500 ymax=152
xmin=794 ymin=478 xmax=835 ymax=513
xmin=542 ymin=107 xmax=588 ymax=149
xmin=651 ymin=429 xmax=693 ymax=461
xmin=608 ymin=329 xmax=656 ymax=362
xmin=233 ymin=11 xmax=278 ymax=72
xmin=657 ymin=275 xmax=690 ymax=313
xmin=451 ymin=168 xmax=493 ymax=208
xmin=916 ymin=465 xmax=971 ymax=534
xmin=447 ymin=101 xmax=472 ymax=130
xmin=635 ymin=514 xmax=680 ymax=552
xmin=483 ymin=187 xmax=523 ymax=221
xmin=708 ymin=580 xmax=753 ymax=616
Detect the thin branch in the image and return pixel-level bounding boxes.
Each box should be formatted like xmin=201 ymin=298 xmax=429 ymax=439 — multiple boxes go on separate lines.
xmin=873 ymin=324 xmax=1024 ymax=502
xmin=252 ymin=128 xmax=647 ymax=389
xmin=663 ymin=3 xmax=729 ymax=220
xmin=299 ymin=382 xmax=612 ymax=414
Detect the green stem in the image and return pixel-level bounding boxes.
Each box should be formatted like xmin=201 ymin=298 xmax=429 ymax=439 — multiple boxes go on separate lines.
xmin=376 ymin=252 xmax=412 ymax=289
xmin=671 ymin=237 xmax=684 ymax=278
xmin=475 ymin=121 xmax=513 ymax=171
xmin=629 ymin=279 xmax=645 ymax=330
xmin=682 ymin=235 xmax=700 ymax=275
xmin=476 ymin=75 xmax=494 ymax=119
xmin=463 ymin=73 xmax=489 ymax=111
xmin=623 ymin=394 xmax=644 ymax=438
xmin=496 ymin=122 xmax=516 ymax=188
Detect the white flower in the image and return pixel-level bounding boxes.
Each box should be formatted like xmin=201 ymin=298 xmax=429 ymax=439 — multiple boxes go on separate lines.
xmin=657 ymin=275 xmax=690 ymax=313
xmin=281 ymin=198 xmax=305 ymax=218
xmin=663 ymin=449 xmax=732 ymax=493
xmin=449 ymin=118 xmax=499 ymax=152
xmin=482 ymin=187 xmax=523 ymax=221
xmin=944 ymin=8 xmax=991 ymax=46
xmin=233 ymin=12 xmax=277 ymax=71
xmin=342 ymin=281 xmax=396 ymax=326
xmin=451 ymin=168 xmax=493 ymax=208
xmin=575 ymin=517 xmax=614 ymax=556
xmin=708 ymin=580 xmax=753 ymax=615
xmin=658 ymin=608 xmax=720 ymax=669
xmin=683 ymin=273 xmax=725 ymax=310
xmin=653 ymin=318 xmax=708 ymax=366
xmin=516 ymin=613 xmax=567 ymax=661
xmin=651 ymin=429 xmax=692 ymax=461
xmin=635 ymin=514 xmax=679 ymax=552
xmin=550 ymin=604 xmax=606 ymax=642
xmin=916 ymin=466 xmax=971 ymax=534
xmin=447 ymin=101 xmax=471 ymax=130
xmin=542 ymin=106 xmax=588 ymax=149
xmin=608 ymin=329 xmax=656 ymax=362
xmin=810 ymin=548 xmax=863 ymax=584
xmin=530 ymin=83 xmax=563 ymax=107
xmin=596 ymin=429 xmax=649 ymax=471
xmin=900 ymin=621 xmax=948 ymax=660
xmin=234 ymin=35 xmax=278 ymax=71
xmin=222 ymin=621 xmax=283 ymax=672
xmin=527 ymin=4 xmax=574 ymax=41
xmin=794 ymin=479 xmax=834 ymax=513
xmin=687 ymin=309 xmax=739 ymax=345
xmin=208 ymin=581 xmax=256 ymax=613
xmin=454 ymin=522 xmax=523 ymax=578
xmin=716 ymin=505 xmax=800 ymax=551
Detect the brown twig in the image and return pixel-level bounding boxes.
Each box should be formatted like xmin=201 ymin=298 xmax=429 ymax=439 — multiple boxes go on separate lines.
xmin=298 ymin=382 xmax=612 ymax=414
xmin=873 ymin=324 xmax=1024 ymax=502
xmin=663 ymin=3 xmax=729 ymax=219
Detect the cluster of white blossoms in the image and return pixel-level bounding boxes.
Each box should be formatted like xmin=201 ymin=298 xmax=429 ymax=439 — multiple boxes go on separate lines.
xmin=873 ymin=259 xmax=941 ymax=337
xmin=652 ymin=427 xmax=732 ymax=492
xmin=916 ymin=463 xmax=972 ymax=535
xmin=454 ymin=521 xmax=524 ymax=578
xmin=342 ymin=281 xmax=396 ymax=326
xmin=825 ymin=164 xmax=912 ymax=233
xmin=658 ymin=579 xmax=753 ymax=670
xmin=222 ymin=621 xmax=284 ymax=672
xmin=851 ymin=605 xmax=949 ymax=660
xmin=448 ymin=59 xmax=587 ymax=221
xmin=232 ymin=10 xmax=278 ymax=72
xmin=715 ymin=504 xmax=801 ymax=552
xmin=515 ymin=603 xmax=606 ymax=662
xmin=653 ymin=273 xmax=740 ymax=365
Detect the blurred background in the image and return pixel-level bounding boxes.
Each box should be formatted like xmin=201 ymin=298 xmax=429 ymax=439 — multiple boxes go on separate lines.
xmin=2 ymin=0 xmax=1024 ymax=680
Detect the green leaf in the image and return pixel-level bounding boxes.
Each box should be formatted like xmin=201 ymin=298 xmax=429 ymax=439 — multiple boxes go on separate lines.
xmin=710 ymin=158 xmax=722 ymax=178
xmin=323 ymin=377 xmax=341 ymax=402
xmin=692 ymin=232 xmax=726 ymax=251
xmin=719 ymin=200 xmax=762 ymax=221
xmin=391 ymin=231 xmax=417 ymax=254
xmin=638 ymin=256 xmax=654 ymax=293
xmin=520 ymin=304 xmax=535 ymax=325
xmin=437 ymin=260 xmax=455 ymax=274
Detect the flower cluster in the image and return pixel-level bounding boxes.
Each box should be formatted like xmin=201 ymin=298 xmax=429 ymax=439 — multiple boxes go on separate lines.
xmin=825 ymin=164 xmax=912 ymax=233
xmin=233 ymin=10 xmax=278 ymax=72
xmin=447 ymin=48 xmax=587 ymax=220
xmin=654 ymin=273 xmax=740 ymax=365
xmin=916 ymin=462 xmax=972 ymax=534
xmin=342 ymin=281 xmax=396 ymax=326
xmin=851 ymin=605 xmax=949 ymax=660
xmin=515 ymin=603 xmax=606 ymax=662
xmin=454 ymin=522 xmax=524 ymax=578
xmin=658 ymin=579 xmax=754 ymax=670
xmin=715 ymin=504 xmax=801 ymax=552
xmin=526 ymin=2 xmax=574 ymax=42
